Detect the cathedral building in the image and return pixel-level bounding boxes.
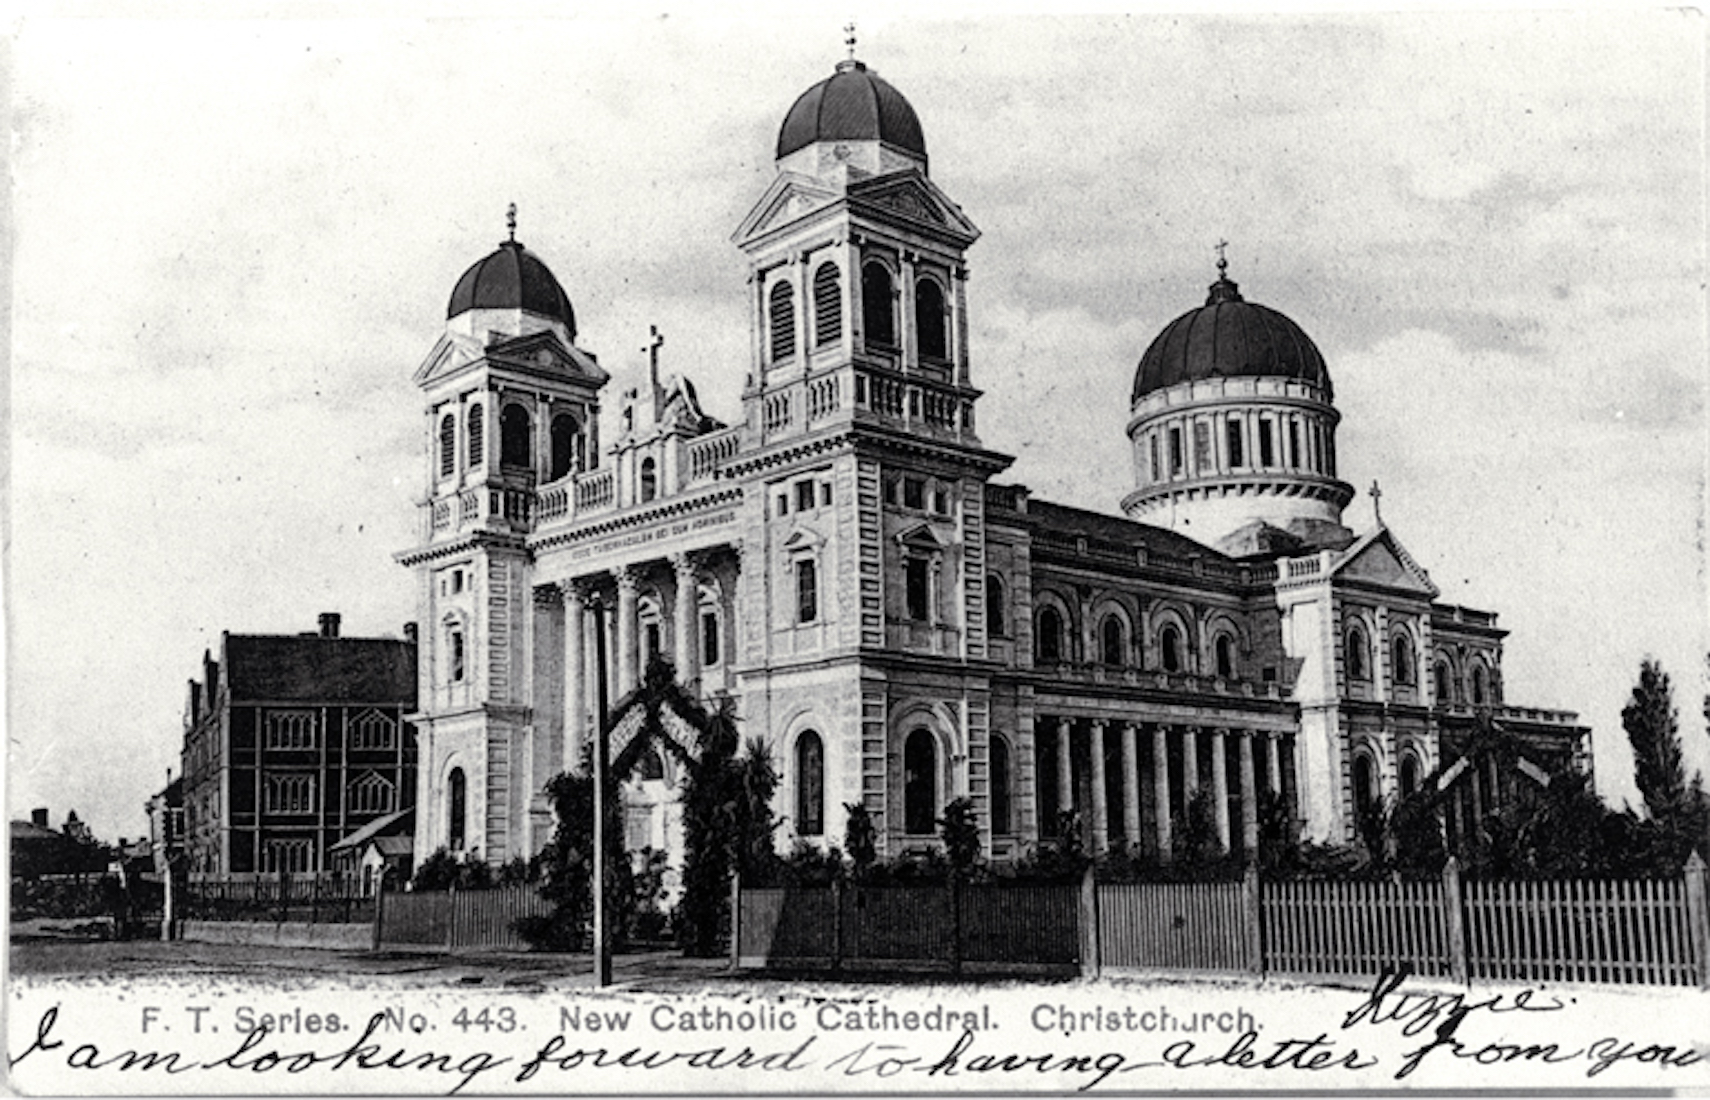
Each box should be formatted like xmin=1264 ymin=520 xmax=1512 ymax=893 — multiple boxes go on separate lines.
xmin=396 ymin=54 xmax=1589 ymax=870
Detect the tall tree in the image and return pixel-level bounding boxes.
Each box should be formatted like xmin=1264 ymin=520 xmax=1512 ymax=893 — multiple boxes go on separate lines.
xmin=1622 ymin=659 xmax=1687 ymax=823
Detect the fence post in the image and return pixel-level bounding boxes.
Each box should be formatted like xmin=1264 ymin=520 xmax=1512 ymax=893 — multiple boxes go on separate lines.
xmin=161 ymin=869 xmax=174 ymax=942
xmin=1079 ymin=864 xmax=1100 ymax=979
xmin=950 ymin=874 xmax=964 ymax=978
xmin=831 ymin=877 xmax=844 ymax=972
xmin=1243 ymin=862 xmax=1263 ymax=976
xmin=447 ymin=883 xmax=458 ymax=954
xmin=728 ymin=872 xmax=741 ymax=971
xmin=1686 ymin=850 xmax=1709 ymax=991
xmin=1442 ymin=857 xmax=1468 ymax=986
xmin=372 ymin=874 xmax=385 ymax=953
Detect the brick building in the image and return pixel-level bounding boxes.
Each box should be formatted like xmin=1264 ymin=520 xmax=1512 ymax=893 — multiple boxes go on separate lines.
xmin=180 ymin=613 xmax=418 ymax=875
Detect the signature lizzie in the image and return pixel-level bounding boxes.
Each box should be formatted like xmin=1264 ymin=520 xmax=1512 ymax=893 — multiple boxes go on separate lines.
xmin=8 ymin=970 xmax=1704 ymax=1093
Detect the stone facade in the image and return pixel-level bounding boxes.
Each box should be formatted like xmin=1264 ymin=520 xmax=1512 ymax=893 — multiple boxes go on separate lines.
xmin=397 ymin=56 xmax=1589 ymax=872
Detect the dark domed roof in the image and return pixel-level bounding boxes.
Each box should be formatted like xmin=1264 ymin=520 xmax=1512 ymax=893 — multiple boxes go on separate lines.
xmin=777 ymin=59 xmax=925 ymax=160
xmin=1132 ymin=273 xmax=1330 ymax=403
xmin=447 ymin=239 xmax=576 ymax=339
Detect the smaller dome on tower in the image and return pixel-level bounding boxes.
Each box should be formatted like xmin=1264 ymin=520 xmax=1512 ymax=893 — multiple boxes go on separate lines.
xmin=1132 ymin=270 xmax=1329 ymax=404
xmin=447 ymin=238 xmax=576 ymax=340
xmin=777 ymin=59 xmax=926 ymax=161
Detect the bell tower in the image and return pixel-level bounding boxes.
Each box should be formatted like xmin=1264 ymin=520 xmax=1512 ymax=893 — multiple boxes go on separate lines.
xmin=398 ymin=211 xmax=608 ymax=864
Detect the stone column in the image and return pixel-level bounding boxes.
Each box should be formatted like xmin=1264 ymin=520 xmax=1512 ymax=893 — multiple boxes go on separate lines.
xmin=1239 ymin=731 xmax=1259 ymax=857
xmin=561 ymin=581 xmax=586 ymax=773
xmin=900 ymin=251 xmax=919 ymax=373
xmin=672 ymin=553 xmax=699 ymax=691
xmin=1089 ymin=720 xmax=1109 ymax=855
xmin=1120 ymin=722 xmax=1141 ymax=850
xmin=615 ymin=565 xmax=639 ymax=698
xmin=1182 ymin=726 xmax=1201 ymax=802
xmin=1211 ymin=728 xmax=1231 ymax=853
xmin=1055 ymin=718 xmax=1074 ymax=824
xmin=1266 ymin=731 xmax=1282 ymax=795
xmin=1153 ymin=725 xmax=1173 ymax=862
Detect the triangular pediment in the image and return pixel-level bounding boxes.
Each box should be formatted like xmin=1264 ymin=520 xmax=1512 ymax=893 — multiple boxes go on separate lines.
xmin=781 ymin=528 xmax=825 ymax=552
xmin=733 ymin=172 xmax=842 ymax=245
xmin=1329 ymin=526 xmax=1439 ymax=598
xmin=848 ymin=171 xmax=980 ymax=243
xmin=412 ymin=332 xmax=484 ymax=385
xmin=484 ymin=329 xmax=610 ymax=387
xmin=895 ymin=522 xmax=948 ymax=550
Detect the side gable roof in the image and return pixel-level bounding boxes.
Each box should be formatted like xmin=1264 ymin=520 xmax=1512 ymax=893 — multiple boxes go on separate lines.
xmin=1027 ymin=499 xmax=1233 ymax=563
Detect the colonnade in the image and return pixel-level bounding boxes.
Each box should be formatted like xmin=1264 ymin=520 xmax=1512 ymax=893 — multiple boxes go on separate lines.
xmin=555 ymin=551 xmax=715 ymax=772
xmin=1041 ymin=717 xmax=1288 ymax=861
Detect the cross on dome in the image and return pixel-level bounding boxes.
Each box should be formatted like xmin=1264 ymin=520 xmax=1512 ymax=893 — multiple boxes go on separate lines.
xmin=506 ymin=202 xmax=517 ymax=242
xmin=844 ymin=22 xmax=857 ymax=60
xmin=1369 ymin=480 xmax=1384 ymax=523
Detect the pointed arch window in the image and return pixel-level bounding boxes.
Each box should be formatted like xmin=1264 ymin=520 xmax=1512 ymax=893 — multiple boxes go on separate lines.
xmin=796 ymin=730 xmax=825 ymax=837
xmin=1400 ymin=754 xmax=1421 ymax=797
xmin=769 ymin=281 xmax=796 ymax=361
xmin=1435 ymin=660 xmax=1452 ymax=703
xmin=915 ymin=278 xmax=948 ymax=360
xmin=904 ymin=728 xmax=937 ymax=835
xmin=639 ymin=747 xmax=665 ymax=781
xmin=861 ymin=262 xmax=895 ymax=347
xmin=448 ymin=768 xmax=467 ymax=850
xmin=1346 ymin=625 xmax=1369 ymax=681
xmin=813 ymin=263 xmax=841 ymax=346
xmin=1471 ymin=663 xmax=1489 ymax=705
xmin=1352 ymin=753 xmax=1378 ymax=818
xmin=439 ymin=413 xmax=456 ymax=478
xmin=1100 ymin=614 xmax=1124 ymax=666
xmin=549 ymin=413 xmax=579 ymax=481
xmin=1160 ymin=624 xmax=1183 ymax=673
xmin=1037 ymin=606 xmax=1064 ymax=664
xmin=500 ymin=403 xmax=532 ymax=469
xmin=467 ymin=405 xmax=484 ymax=469
xmin=990 ymin=735 xmax=1013 ymax=835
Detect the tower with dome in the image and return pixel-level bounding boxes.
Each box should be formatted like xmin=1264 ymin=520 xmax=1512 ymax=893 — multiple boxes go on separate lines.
xmin=397 ymin=52 xmax=1588 ymax=871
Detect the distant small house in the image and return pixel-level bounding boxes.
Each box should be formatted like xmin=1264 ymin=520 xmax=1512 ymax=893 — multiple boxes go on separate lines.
xmin=329 ymin=807 xmax=414 ymax=894
xmin=145 ymin=777 xmax=185 ymax=875
xmin=9 ymin=808 xmax=107 ymax=880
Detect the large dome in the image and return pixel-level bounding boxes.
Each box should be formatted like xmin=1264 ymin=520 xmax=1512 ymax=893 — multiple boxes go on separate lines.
xmin=777 ymin=59 xmax=925 ymax=160
xmin=1132 ymin=274 xmax=1329 ymax=403
xmin=447 ymin=239 xmax=576 ymax=339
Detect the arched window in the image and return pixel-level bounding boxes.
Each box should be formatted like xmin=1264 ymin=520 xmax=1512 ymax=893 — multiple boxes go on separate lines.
xmin=1347 ymin=625 xmax=1369 ymax=681
xmin=904 ymin=729 xmax=937 ymax=835
xmin=1435 ymin=660 xmax=1452 ymax=703
xmin=796 ymin=730 xmax=824 ymax=837
xmin=447 ymin=621 xmax=466 ymax=683
xmin=700 ymin=608 xmax=721 ymax=667
xmin=813 ymin=263 xmax=841 ymax=346
xmin=769 ymin=281 xmax=796 ymax=361
xmin=1352 ymin=754 xmax=1377 ymax=818
xmin=985 ymin=574 xmax=1007 ymax=637
xmin=991 ymin=736 xmax=1013 ymax=835
xmin=500 ymin=404 xmax=532 ymax=469
xmin=1037 ymin=607 xmax=1064 ymax=664
xmin=639 ymin=747 xmax=665 ymax=781
xmin=639 ymin=457 xmax=657 ymax=502
xmin=915 ymin=278 xmax=948 ymax=360
xmin=1215 ymin=634 xmax=1235 ymax=679
xmin=1160 ymin=624 xmax=1183 ymax=673
xmin=549 ymin=413 xmax=578 ymax=481
xmin=439 ymin=413 xmax=456 ymax=478
xmin=1392 ymin=634 xmax=1415 ymax=685
xmin=467 ymin=405 xmax=484 ymax=469
xmin=861 ymin=262 xmax=895 ymax=346
xmin=1400 ymin=754 xmax=1421 ymax=797
xmin=796 ymin=558 xmax=818 ymax=624
xmin=448 ymin=767 xmax=467 ymax=850
xmin=1100 ymin=615 xmax=1124 ymax=666
xmin=1471 ymin=663 xmax=1489 ymax=705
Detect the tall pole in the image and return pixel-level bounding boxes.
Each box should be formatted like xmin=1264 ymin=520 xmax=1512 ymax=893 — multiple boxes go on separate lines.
xmin=592 ymin=599 xmax=612 ymax=987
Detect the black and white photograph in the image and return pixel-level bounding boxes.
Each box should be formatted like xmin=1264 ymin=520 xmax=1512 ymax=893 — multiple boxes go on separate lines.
xmin=6 ymin=8 xmax=1708 ymax=1094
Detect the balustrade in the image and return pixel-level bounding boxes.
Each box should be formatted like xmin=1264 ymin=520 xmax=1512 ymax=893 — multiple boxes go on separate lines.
xmin=685 ymin=426 xmax=741 ymax=483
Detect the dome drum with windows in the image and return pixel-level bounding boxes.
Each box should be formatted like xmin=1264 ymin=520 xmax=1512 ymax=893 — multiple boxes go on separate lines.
xmin=1121 ymin=257 xmax=1355 ymax=559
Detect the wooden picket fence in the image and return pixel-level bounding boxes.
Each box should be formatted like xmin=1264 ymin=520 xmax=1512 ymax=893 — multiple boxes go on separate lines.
xmin=374 ymin=884 xmax=552 ymax=953
xmin=739 ymin=854 xmax=1710 ymax=989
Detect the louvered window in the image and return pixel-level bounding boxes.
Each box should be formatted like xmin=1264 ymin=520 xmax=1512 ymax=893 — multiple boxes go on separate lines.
xmin=813 ymin=263 xmax=841 ymax=346
xmin=769 ymin=282 xmax=796 ymax=361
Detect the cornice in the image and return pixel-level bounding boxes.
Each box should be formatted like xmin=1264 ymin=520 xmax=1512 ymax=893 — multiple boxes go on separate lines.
xmin=529 ymin=485 xmax=746 ymax=553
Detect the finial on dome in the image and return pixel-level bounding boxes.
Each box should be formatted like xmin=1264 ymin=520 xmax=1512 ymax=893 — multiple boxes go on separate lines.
xmin=506 ymin=202 xmax=517 ymax=243
xmin=836 ymin=21 xmax=865 ymax=72
xmin=1207 ymin=238 xmax=1243 ymax=304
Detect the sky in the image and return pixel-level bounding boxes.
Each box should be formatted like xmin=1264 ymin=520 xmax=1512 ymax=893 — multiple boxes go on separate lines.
xmin=6 ymin=10 xmax=1705 ymax=843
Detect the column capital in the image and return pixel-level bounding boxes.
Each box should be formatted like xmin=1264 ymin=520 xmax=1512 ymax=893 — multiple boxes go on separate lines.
xmin=670 ymin=551 xmax=699 ymax=577
xmin=613 ymin=564 xmax=639 ymax=594
xmin=557 ymin=578 xmax=587 ymax=606
xmin=1089 ymin=717 xmax=1108 ymax=731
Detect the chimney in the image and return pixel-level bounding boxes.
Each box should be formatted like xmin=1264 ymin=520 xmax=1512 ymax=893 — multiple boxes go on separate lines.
xmin=31 ymin=808 xmax=47 ymax=828
xmin=402 ymin=622 xmax=418 ymax=645
xmin=319 ymin=612 xmax=341 ymax=639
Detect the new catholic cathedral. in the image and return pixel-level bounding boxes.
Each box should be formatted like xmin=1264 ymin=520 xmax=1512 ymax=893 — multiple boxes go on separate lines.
xmin=396 ymin=54 xmax=1589 ymax=872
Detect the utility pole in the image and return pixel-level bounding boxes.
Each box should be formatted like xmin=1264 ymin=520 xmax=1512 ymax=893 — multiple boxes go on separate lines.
xmin=592 ymin=600 xmax=613 ymax=987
